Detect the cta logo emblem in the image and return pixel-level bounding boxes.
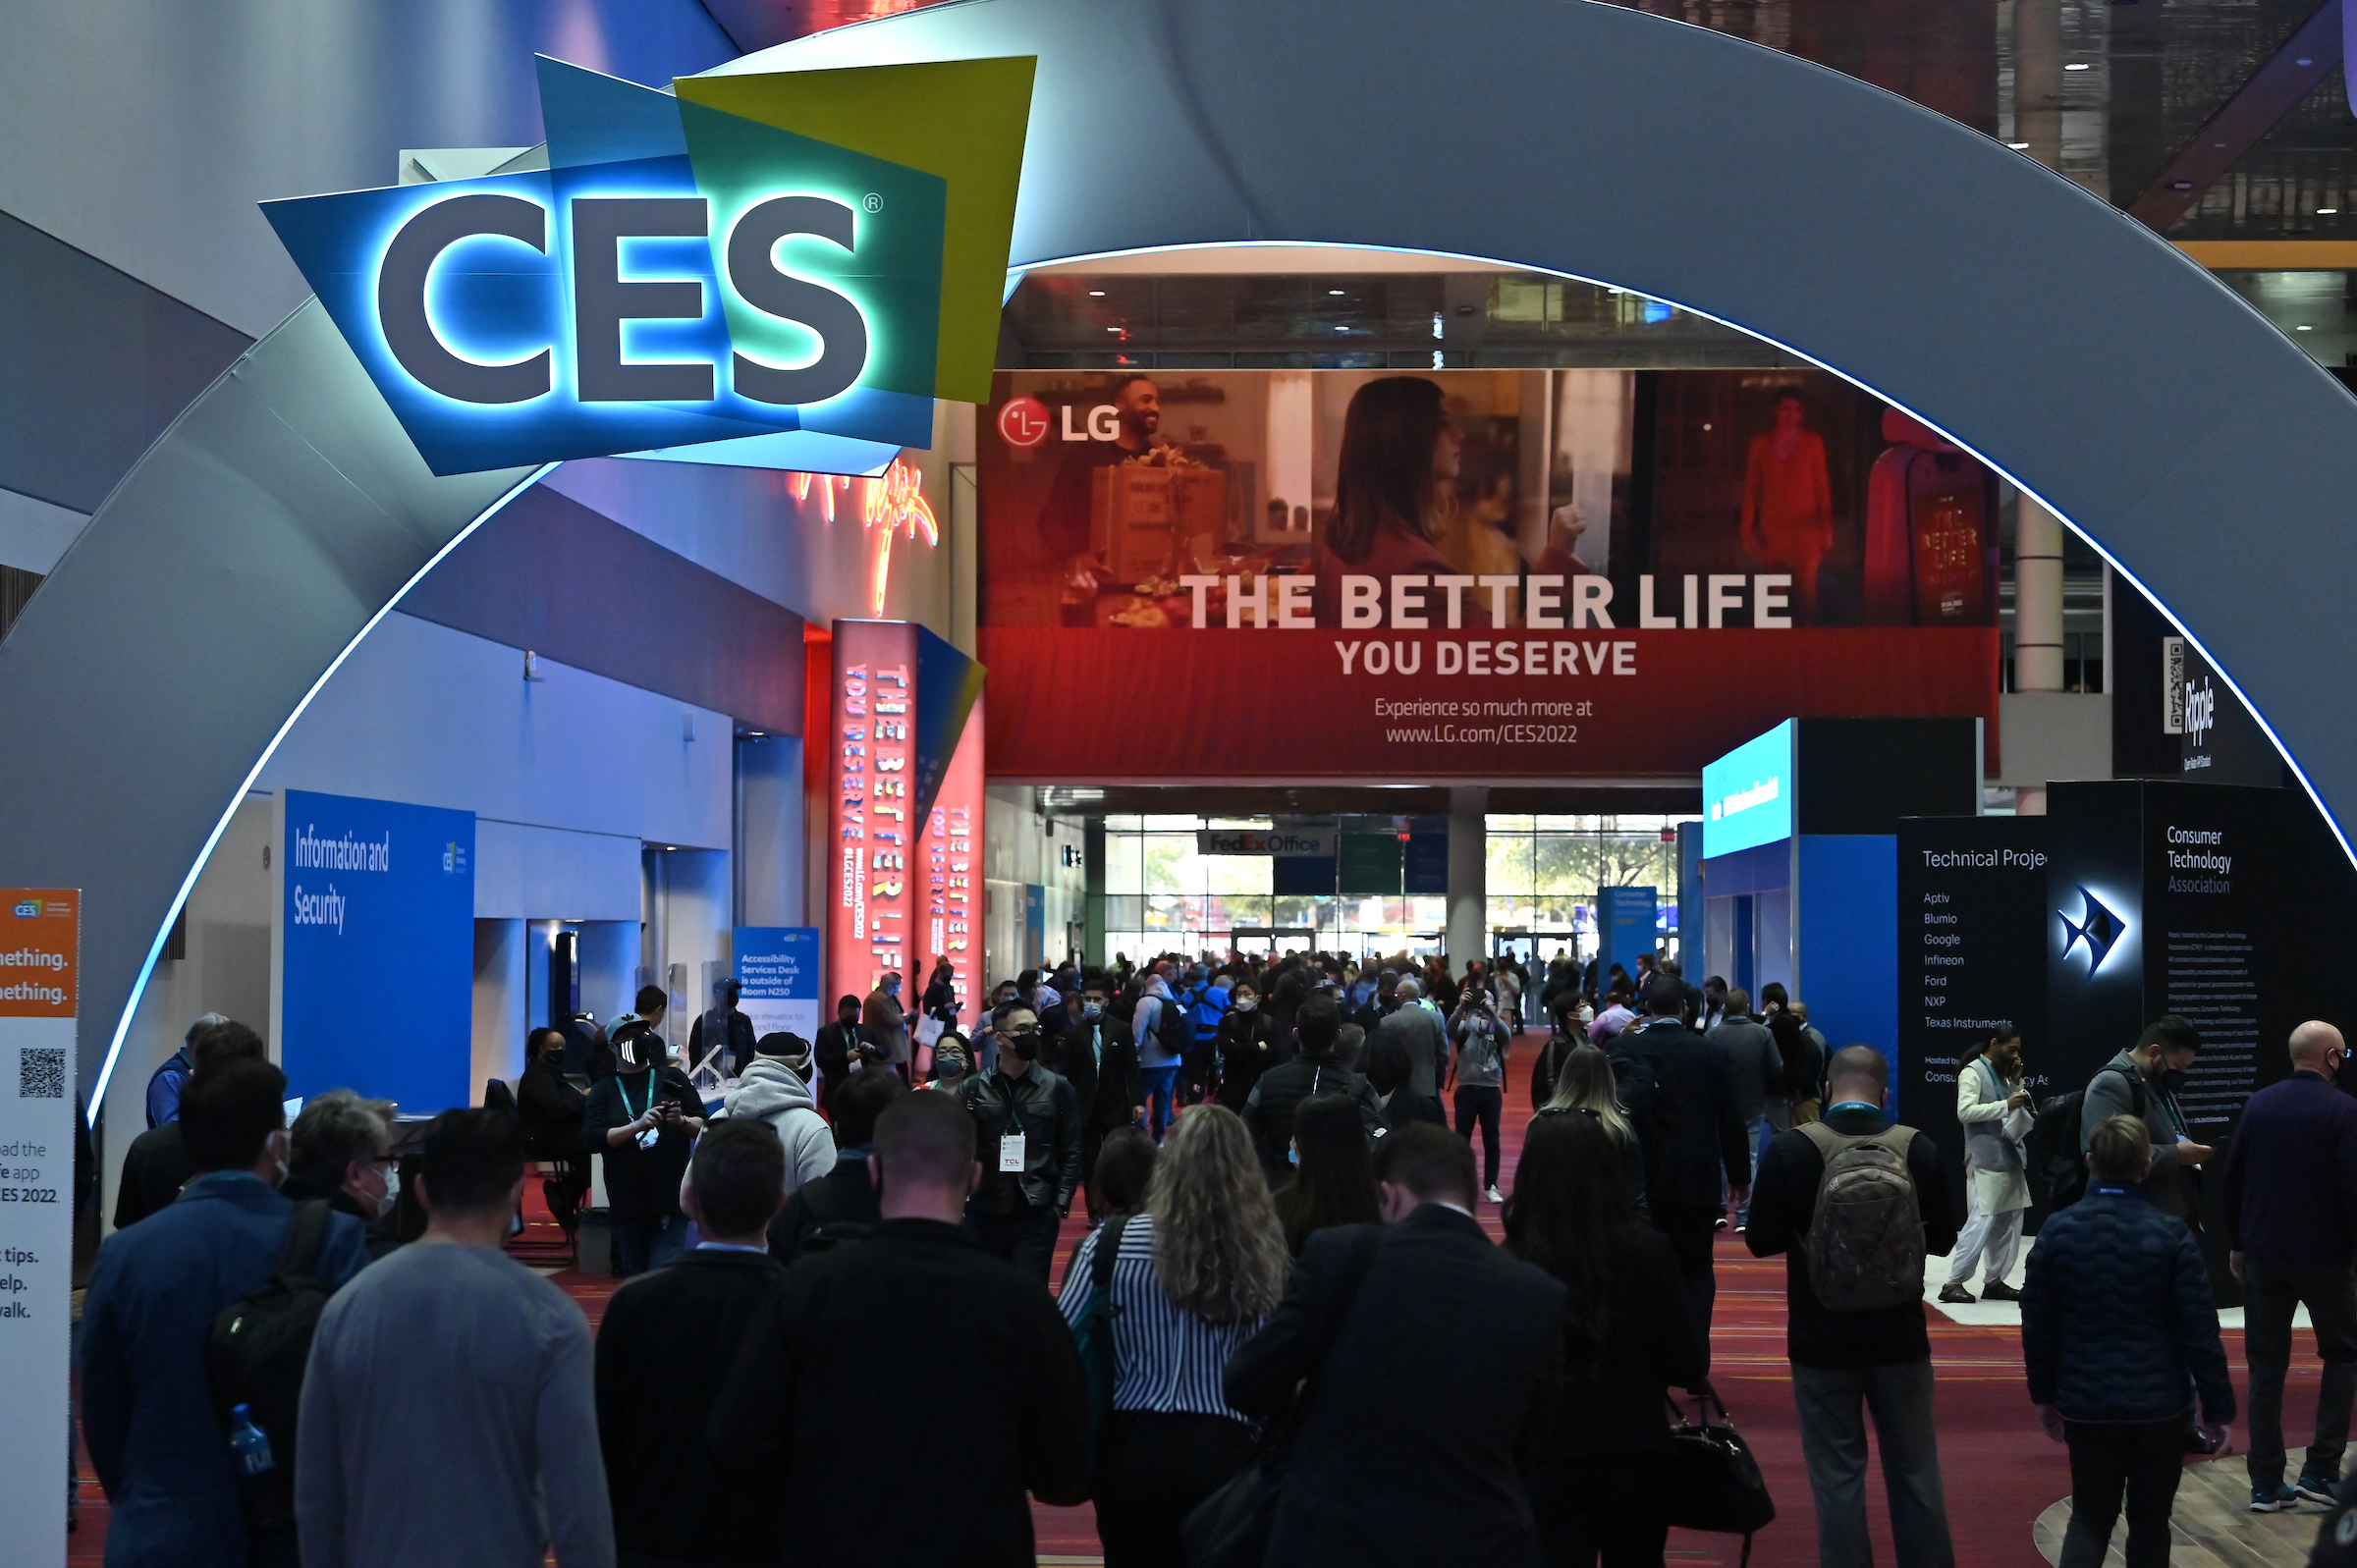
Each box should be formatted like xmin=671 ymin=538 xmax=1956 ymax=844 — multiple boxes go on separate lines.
xmin=263 ymin=55 xmax=1033 ymax=476
xmin=2058 ymin=885 xmax=2126 ymax=973
xmin=10 ymin=900 xmax=38 ymax=919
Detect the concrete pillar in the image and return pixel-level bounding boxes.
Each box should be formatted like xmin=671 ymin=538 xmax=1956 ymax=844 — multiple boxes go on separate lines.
xmin=1447 ymin=786 xmax=1489 ymax=976
xmin=2015 ymin=492 xmax=2066 ymax=693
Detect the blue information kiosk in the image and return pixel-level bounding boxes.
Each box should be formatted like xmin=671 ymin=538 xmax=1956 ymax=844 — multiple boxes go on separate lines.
xmin=1697 ymin=720 xmax=1982 ymax=1083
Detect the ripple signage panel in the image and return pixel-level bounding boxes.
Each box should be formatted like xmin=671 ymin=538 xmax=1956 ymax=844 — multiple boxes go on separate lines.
xmin=280 ymin=790 xmax=474 ymax=1113
xmin=1703 ymin=720 xmax=1795 ymax=856
xmin=262 ymin=55 xmax=1032 ymax=475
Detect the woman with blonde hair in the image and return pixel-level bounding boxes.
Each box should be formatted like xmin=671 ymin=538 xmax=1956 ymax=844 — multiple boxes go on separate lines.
xmin=1059 ymin=1105 xmax=1290 ymax=1566
xmin=1537 ymin=1040 xmax=1648 ymax=1213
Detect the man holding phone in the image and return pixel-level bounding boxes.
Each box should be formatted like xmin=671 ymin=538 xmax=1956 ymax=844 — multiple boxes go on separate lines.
xmin=584 ymin=1018 xmax=707 ymax=1276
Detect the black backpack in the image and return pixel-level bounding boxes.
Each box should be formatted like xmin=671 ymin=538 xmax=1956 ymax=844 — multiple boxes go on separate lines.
xmin=1156 ymin=991 xmax=1195 ymax=1061
xmin=2031 ymin=1066 xmax=2145 ymax=1212
xmin=205 ymin=1199 xmax=337 ymax=1561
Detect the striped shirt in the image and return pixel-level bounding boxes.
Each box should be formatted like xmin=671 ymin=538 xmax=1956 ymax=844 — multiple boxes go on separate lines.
xmin=1059 ymin=1213 xmax=1266 ymax=1420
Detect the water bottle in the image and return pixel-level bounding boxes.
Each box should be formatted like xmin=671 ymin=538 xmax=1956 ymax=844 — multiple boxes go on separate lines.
xmin=228 ymin=1404 xmax=275 ymax=1477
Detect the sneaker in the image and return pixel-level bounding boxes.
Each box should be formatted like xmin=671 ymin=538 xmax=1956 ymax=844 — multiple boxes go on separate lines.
xmin=1714 ymin=1217 xmax=1730 ymax=1231
xmin=1485 ymin=1186 xmax=1505 ymax=1205
xmin=1978 ymin=1280 xmax=2021 ymax=1303
xmin=2252 ymin=1485 xmax=2299 ymax=1512
xmin=2296 ymin=1474 xmax=2340 ymax=1506
xmin=1937 ymin=1282 xmax=1977 ymax=1305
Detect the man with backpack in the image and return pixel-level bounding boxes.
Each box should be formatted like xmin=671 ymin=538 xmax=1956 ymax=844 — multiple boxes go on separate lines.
xmin=1133 ymin=970 xmax=1190 ymax=1140
xmin=299 ymin=1107 xmax=609 ymax=1568
xmin=81 ymin=1057 xmax=373 ymax=1568
xmin=768 ymin=1068 xmax=904 ymax=1265
xmin=2081 ymin=1015 xmax=2212 ymax=1221
xmin=1745 ymin=1044 xmax=1960 ymax=1568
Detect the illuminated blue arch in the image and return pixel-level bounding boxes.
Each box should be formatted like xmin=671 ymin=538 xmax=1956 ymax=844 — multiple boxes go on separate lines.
xmin=3 ymin=0 xmax=2351 ymax=1113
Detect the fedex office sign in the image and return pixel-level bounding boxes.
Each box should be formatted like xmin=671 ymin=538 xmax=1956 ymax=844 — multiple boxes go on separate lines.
xmin=262 ymin=56 xmax=1031 ymax=476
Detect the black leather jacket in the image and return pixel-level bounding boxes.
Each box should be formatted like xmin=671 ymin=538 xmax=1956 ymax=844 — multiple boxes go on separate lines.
xmin=958 ymin=1065 xmax=1083 ymax=1214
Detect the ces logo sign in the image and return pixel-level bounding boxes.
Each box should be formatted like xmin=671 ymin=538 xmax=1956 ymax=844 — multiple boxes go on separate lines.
xmin=264 ymin=55 xmax=1033 ymax=476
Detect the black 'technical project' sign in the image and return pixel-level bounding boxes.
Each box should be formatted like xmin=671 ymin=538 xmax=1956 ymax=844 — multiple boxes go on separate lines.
xmin=1895 ymin=816 xmax=2049 ymax=1226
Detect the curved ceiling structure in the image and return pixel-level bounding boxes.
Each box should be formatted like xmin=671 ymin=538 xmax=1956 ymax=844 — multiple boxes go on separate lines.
xmin=3 ymin=0 xmax=2351 ymax=1105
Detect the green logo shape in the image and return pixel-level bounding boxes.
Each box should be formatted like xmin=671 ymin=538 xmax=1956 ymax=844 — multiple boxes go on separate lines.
xmin=681 ymin=100 xmax=947 ymax=406
xmin=676 ymin=56 xmax=1037 ymax=406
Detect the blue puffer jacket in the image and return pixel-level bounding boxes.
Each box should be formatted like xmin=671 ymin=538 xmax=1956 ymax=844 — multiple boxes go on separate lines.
xmin=2021 ymin=1185 xmax=2235 ymax=1423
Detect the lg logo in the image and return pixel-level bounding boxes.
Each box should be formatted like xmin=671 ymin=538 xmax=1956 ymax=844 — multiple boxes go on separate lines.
xmin=998 ymin=396 xmax=1050 ymax=449
xmin=995 ymin=396 xmax=1132 ymax=449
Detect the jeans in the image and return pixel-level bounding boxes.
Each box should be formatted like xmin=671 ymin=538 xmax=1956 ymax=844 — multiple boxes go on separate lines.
xmin=612 ymin=1212 xmax=689 ymax=1277
xmin=1532 ymin=1454 xmax=1672 ymax=1567
xmin=1651 ymin=1202 xmax=1723 ymax=1335
xmin=2060 ymin=1416 xmax=2183 ymax=1568
xmin=2244 ymin=1255 xmax=2357 ymax=1488
xmin=1945 ymin=1182 xmax=2023 ymax=1287
xmin=1723 ymin=1114 xmax=1769 ymax=1224
xmin=1454 ymin=1084 xmax=1504 ymax=1188
xmin=1140 ymin=1065 xmax=1179 ymax=1140
xmin=971 ymin=1198 xmax=1062 ymax=1283
xmin=1095 ymin=1411 xmax=1256 ymax=1568
xmin=1790 ymin=1359 xmax=1954 ymax=1568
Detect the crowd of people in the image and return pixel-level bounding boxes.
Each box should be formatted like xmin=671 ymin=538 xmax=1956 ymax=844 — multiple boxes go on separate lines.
xmin=77 ymin=949 xmax=2357 ymax=1568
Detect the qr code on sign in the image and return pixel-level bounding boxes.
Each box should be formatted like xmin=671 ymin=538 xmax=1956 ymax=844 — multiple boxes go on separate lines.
xmin=20 ymin=1049 xmax=65 ymax=1100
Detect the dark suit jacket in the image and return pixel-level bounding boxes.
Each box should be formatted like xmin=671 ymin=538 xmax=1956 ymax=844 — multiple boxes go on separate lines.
xmin=597 ymin=1247 xmax=785 ymax=1563
xmin=1227 ymin=1208 xmax=1566 ymax=1568
xmin=1051 ymin=1020 xmax=1142 ymax=1130
xmin=709 ymin=1218 xmax=1091 ymax=1567
xmin=1610 ymin=1017 xmax=1750 ymax=1208
xmin=767 ymin=1156 xmax=881 ymax=1266
xmin=112 ymin=1122 xmax=192 ymax=1230
xmin=1380 ymin=1086 xmax=1450 ymax=1136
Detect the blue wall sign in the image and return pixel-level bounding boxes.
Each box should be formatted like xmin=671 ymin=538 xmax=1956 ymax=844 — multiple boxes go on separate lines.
xmin=733 ymin=926 xmax=820 ymax=1042
xmin=281 ymin=789 xmax=474 ymax=1113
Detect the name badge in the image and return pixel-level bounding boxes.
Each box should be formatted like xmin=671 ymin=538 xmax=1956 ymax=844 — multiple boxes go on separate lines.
xmin=999 ymin=1130 xmax=1027 ymax=1172
xmin=637 ymin=1126 xmax=661 ymax=1151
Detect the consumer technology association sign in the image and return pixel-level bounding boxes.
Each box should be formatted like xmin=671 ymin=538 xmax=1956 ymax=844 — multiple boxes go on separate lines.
xmin=263 ymin=55 xmax=1032 ymax=475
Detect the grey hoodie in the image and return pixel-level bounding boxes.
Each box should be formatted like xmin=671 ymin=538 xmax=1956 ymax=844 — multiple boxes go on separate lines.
xmin=720 ymin=1058 xmax=838 ymax=1193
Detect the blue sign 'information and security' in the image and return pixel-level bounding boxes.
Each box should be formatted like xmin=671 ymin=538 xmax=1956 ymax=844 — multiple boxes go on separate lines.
xmin=1702 ymin=719 xmax=1796 ymax=858
xmin=282 ymin=790 xmax=475 ymax=1112
xmin=733 ymin=927 xmax=820 ymax=1043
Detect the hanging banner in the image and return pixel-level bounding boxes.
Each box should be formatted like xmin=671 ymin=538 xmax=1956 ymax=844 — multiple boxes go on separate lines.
xmin=828 ymin=621 xmax=919 ymax=1009
xmin=0 ymin=888 xmax=76 ymax=1568
xmin=976 ymin=367 xmax=2000 ymax=780
xmin=916 ymin=695 xmax=985 ymax=1035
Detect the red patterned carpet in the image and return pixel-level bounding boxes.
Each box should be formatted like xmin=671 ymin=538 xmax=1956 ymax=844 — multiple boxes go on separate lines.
xmin=68 ymin=1058 xmax=2308 ymax=1565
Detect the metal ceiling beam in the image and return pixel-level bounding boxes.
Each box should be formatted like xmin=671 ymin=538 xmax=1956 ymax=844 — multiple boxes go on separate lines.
xmin=2124 ymin=0 xmax=2343 ymax=233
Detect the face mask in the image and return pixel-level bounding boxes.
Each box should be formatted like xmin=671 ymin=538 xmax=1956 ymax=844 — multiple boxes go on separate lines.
xmin=366 ymin=1163 xmax=400 ymax=1219
xmin=1081 ymin=1000 xmax=1105 ymax=1021
xmin=268 ymin=1130 xmax=291 ymax=1187
xmin=2160 ymin=1067 xmax=2189 ymax=1095
xmin=934 ymin=1053 xmax=968 ymax=1079
xmin=1233 ymin=999 xmax=1257 ymax=1013
xmin=1287 ymin=1141 xmax=1299 ymax=1167
xmin=1009 ymin=1029 xmax=1041 ymax=1061
xmin=885 ymin=979 xmax=902 ymax=998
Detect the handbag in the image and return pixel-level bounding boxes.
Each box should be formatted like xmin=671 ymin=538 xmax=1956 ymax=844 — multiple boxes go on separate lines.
xmin=1182 ymin=1228 xmax=1384 ymax=1568
xmin=1069 ymin=1216 xmax=1130 ymax=1437
xmin=1664 ymin=1386 xmax=1776 ymax=1565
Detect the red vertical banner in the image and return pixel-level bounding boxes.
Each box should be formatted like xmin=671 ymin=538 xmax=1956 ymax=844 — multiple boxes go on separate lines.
xmin=918 ymin=692 xmax=986 ymax=1034
xmin=827 ymin=622 xmax=918 ymax=1010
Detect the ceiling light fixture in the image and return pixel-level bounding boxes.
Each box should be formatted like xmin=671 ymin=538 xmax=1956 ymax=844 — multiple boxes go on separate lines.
xmin=2064 ymin=62 xmax=2091 ymax=72
xmin=1329 ymin=289 xmax=1344 ymax=296
xmin=2297 ymin=324 xmax=2314 ymax=331
xmin=1088 ymin=289 xmax=1105 ymax=297
xmin=2320 ymin=207 xmax=2340 ymax=215
xmin=2006 ymin=141 xmax=2030 ymax=149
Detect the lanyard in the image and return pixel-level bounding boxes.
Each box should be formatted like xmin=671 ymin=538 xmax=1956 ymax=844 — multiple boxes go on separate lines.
xmin=620 ymin=1072 xmax=652 ymax=1121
